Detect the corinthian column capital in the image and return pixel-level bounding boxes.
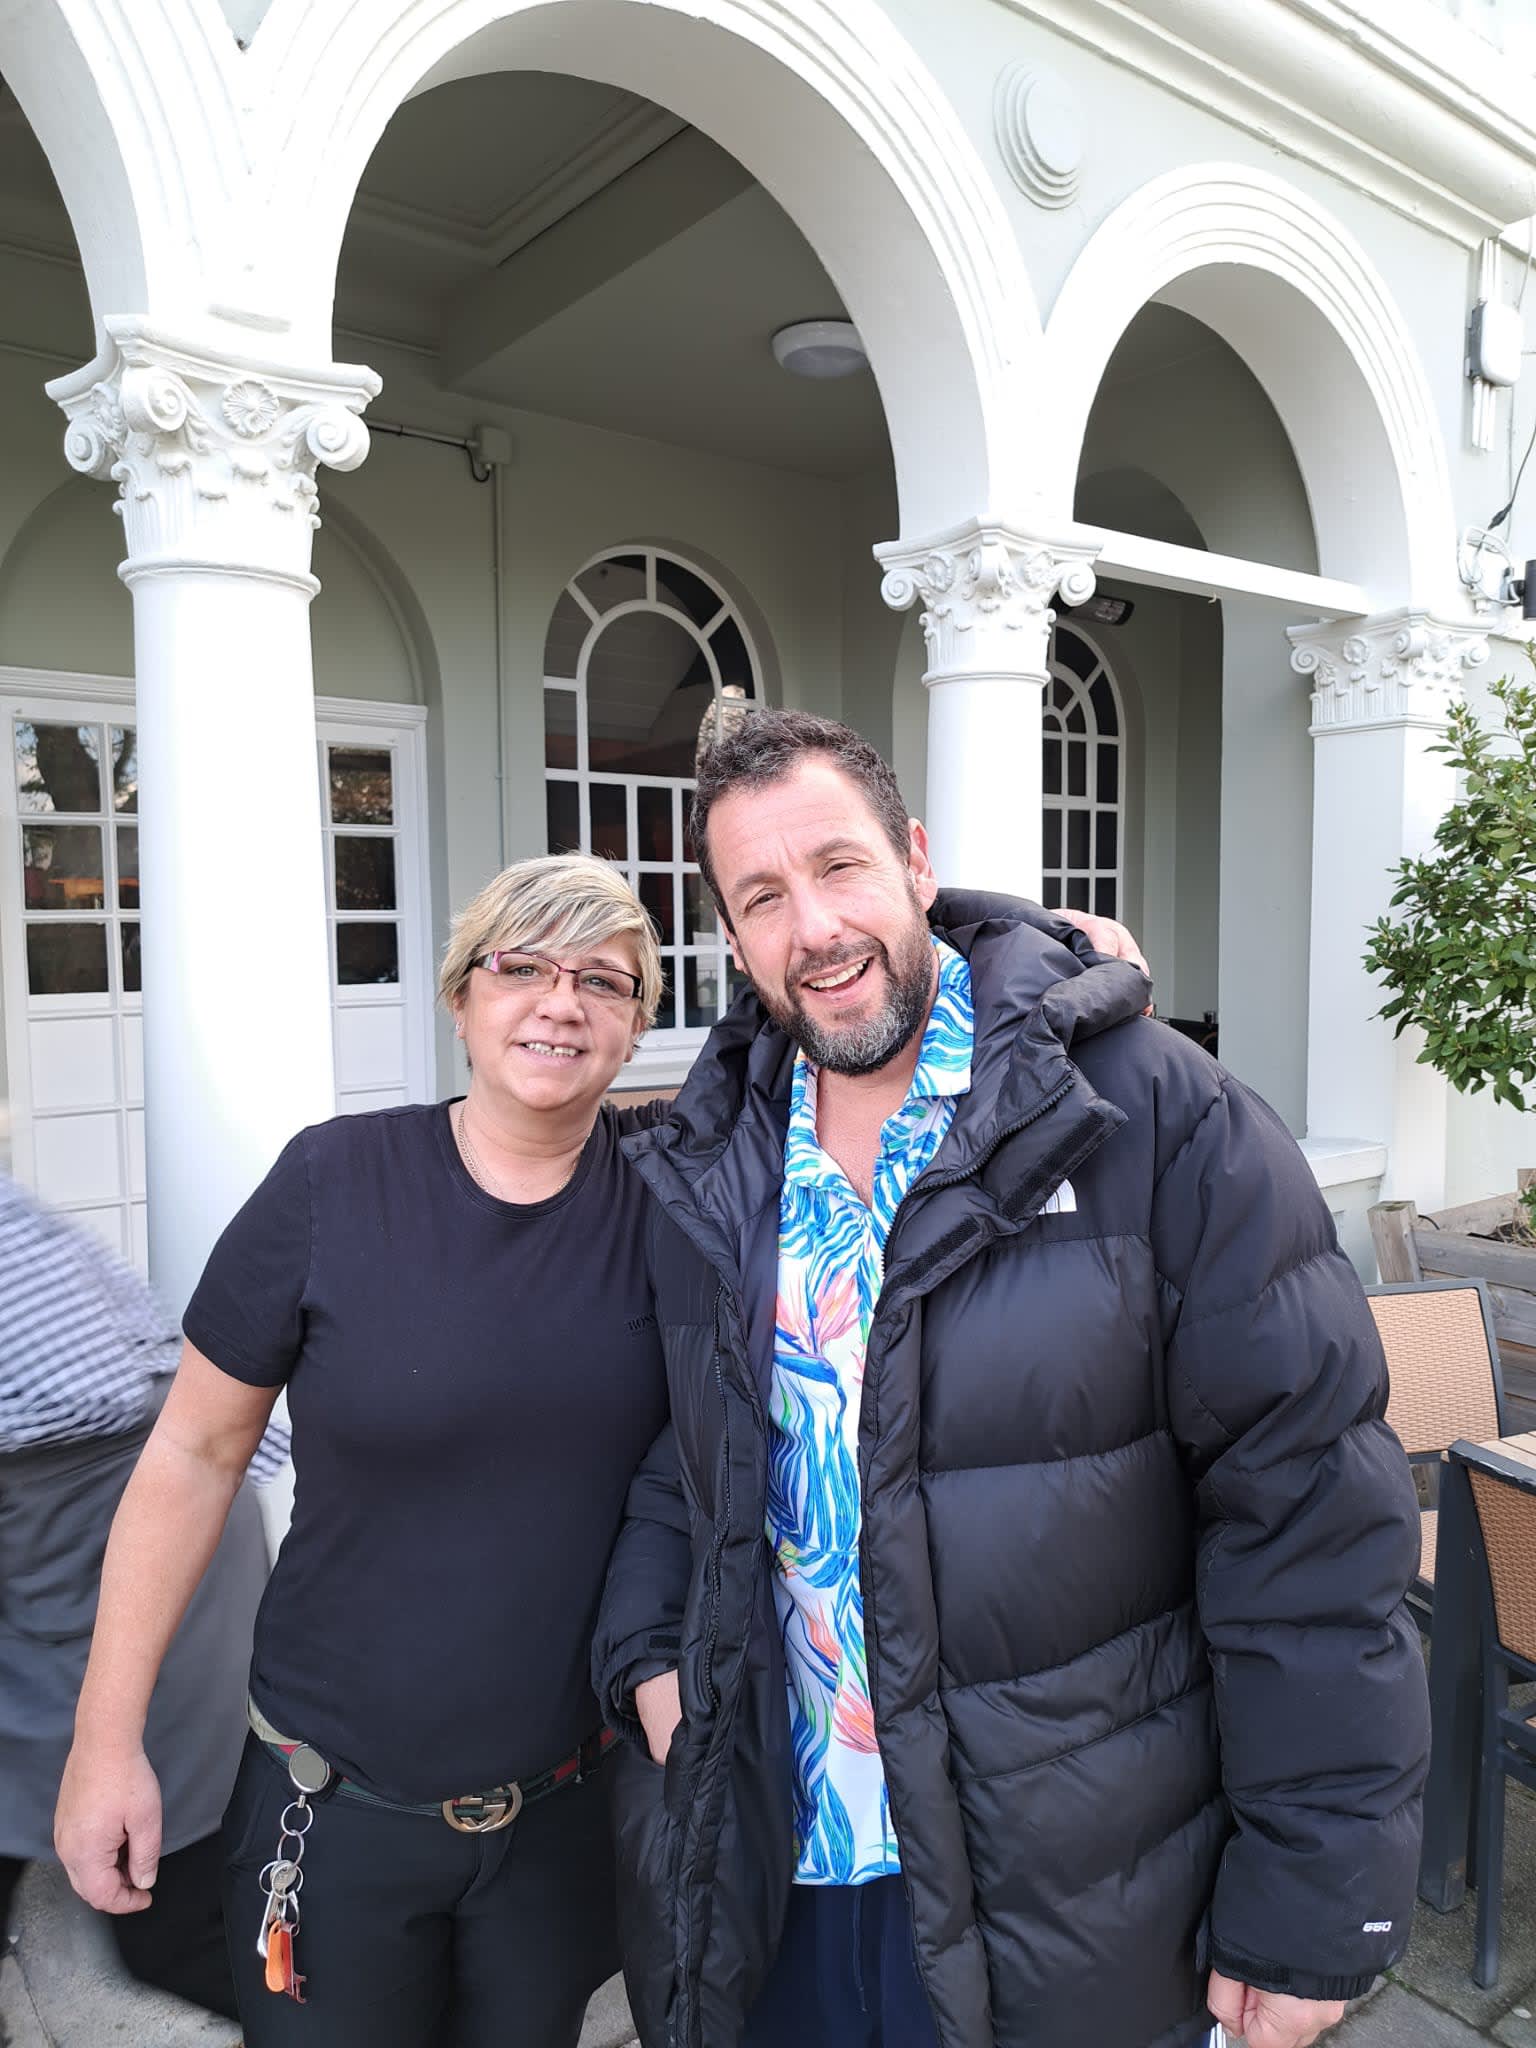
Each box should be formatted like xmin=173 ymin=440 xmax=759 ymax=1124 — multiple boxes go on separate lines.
xmin=876 ymin=520 xmax=1100 ymax=680
xmin=1289 ymin=610 xmax=1490 ymax=735
xmin=49 ymin=319 xmax=381 ymax=590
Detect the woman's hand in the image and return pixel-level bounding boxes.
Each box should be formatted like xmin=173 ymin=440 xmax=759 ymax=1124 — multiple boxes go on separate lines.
xmin=55 ymin=1738 xmax=163 ymax=1913
xmin=1055 ymin=907 xmax=1153 ymax=1014
xmin=635 ymin=1669 xmax=682 ymax=1766
xmin=1056 ymin=906 xmax=1150 ymax=979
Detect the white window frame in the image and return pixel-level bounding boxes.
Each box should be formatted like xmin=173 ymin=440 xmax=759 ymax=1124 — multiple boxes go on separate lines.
xmin=543 ymin=546 xmax=763 ymax=1087
xmin=1042 ymin=624 xmax=1126 ymax=921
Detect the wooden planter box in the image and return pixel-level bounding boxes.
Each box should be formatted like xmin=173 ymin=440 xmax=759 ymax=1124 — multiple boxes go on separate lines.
xmin=1370 ymin=1172 xmax=1536 ymax=1424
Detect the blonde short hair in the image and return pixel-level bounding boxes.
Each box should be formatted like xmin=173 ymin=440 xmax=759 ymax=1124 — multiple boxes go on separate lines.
xmin=438 ymin=854 xmax=663 ymax=1029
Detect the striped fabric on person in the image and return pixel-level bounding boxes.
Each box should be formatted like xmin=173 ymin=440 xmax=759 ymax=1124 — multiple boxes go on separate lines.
xmin=0 ymin=1172 xmax=289 ymax=1479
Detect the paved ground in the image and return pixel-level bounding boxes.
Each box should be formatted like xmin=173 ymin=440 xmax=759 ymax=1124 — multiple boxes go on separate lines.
xmin=0 ymin=1860 xmax=637 ymax=2048
xmin=6 ymin=1790 xmax=1535 ymax=2046
xmin=1336 ymin=1782 xmax=1536 ymax=2048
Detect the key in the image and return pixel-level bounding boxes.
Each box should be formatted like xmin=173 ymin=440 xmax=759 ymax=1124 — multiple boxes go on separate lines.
xmin=257 ymin=1886 xmax=285 ymax=1961
xmin=268 ymin=1858 xmax=301 ymax=1898
xmin=264 ymin=1920 xmax=289 ymax=1993
xmin=265 ymin=1921 xmax=309 ymax=2001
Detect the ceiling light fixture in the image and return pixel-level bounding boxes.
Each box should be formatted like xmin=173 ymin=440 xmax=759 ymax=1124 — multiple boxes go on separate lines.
xmin=771 ymin=320 xmax=868 ymax=380
xmin=1059 ymin=593 xmax=1136 ymax=627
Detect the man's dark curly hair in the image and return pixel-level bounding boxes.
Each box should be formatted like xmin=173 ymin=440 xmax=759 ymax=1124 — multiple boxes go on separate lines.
xmin=690 ymin=709 xmax=913 ymax=917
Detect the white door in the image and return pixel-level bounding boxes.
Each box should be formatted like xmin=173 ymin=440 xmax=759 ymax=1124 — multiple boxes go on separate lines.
xmin=0 ymin=680 xmax=433 ymax=1270
xmin=315 ymin=707 xmax=434 ymax=1115
xmin=0 ymin=689 xmax=145 ymax=1263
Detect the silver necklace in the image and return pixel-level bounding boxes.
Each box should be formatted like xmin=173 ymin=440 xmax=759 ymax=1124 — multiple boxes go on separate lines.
xmin=454 ymin=1103 xmax=580 ymax=1202
xmin=454 ymin=1103 xmax=512 ymax=1200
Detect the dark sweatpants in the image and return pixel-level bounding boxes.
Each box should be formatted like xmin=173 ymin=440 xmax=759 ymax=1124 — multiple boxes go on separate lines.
xmin=743 ymin=1875 xmax=940 ymax=2048
xmin=221 ymin=1735 xmax=619 ymax=2048
xmin=740 ymin=1878 xmax=1227 ymax=2048
xmin=0 ymin=1833 xmax=238 ymax=2020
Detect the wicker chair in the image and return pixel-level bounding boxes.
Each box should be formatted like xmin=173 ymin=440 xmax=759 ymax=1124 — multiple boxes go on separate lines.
xmin=1449 ymin=1438 xmax=1536 ymax=1987
xmin=1366 ymin=1280 xmax=1505 ymax=1628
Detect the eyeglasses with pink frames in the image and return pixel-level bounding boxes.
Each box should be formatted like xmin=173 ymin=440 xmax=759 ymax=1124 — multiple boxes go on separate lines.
xmin=474 ymin=950 xmax=642 ymax=1005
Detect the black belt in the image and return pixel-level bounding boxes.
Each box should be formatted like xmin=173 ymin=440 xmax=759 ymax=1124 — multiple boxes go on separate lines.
xmin=246 ymin=1698 xmax=615 ymax=1835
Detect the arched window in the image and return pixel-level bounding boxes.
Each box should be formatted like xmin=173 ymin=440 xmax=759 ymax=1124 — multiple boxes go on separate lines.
xmin=542 ymin=546 xmax=763 ymax=1049
xmin=1042 ymin=623 xmax=1124 ymax=918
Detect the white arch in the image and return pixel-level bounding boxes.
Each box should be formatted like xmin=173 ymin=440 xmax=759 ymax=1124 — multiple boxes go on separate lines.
xmin=1041 ymin=165 xmax=1458 ymax=602
xmin=0 ymin=0 xmax=246 ymax=358
xmin=2 ymin=0 xmax=1040 ymax=535
xmin=232 ymin=0 xmax=1042 ymax=534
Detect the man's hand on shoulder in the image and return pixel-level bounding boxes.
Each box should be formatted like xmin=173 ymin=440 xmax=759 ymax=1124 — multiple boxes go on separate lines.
xmin=1208 ymin=1972 xmax=1346 ymax=2047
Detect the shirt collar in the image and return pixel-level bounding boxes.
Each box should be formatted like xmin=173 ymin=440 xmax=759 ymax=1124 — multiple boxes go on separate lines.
xmin=909 ymin=939 xmax=973 ymax=1103
xmin=782 ymin=938 xmax=974 ymax=1188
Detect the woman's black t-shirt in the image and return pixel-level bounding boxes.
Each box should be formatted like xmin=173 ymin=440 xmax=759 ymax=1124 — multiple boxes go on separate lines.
xmin=184 ymin=1100 xmax=669 ymax=1803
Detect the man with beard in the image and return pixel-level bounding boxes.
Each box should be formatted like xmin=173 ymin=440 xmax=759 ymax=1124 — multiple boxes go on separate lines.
xmin=594 ymin=711 xmax=1427 ymax=2048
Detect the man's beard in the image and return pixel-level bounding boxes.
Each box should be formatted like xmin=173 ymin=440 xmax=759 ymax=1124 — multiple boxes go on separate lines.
xmin=755 ymin=910 xmax=935 ymax=1078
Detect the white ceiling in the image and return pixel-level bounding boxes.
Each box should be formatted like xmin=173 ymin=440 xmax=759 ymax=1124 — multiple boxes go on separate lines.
xmin=0 ymin=66 xmax=1249 ymax=500
xmin=357 ymin=73 xmax=655 ymax=236
xmin=0 ymin=65 xmax=890 ymax=479
xmin=335 ymin=72 xmax=890 ymax=477
xmin=439 ymin=182 xmax=889 ymax=474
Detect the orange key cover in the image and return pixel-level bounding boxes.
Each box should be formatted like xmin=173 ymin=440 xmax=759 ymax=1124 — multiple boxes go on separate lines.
xmin=265 ymin=1924 xmax=291 ymax=1995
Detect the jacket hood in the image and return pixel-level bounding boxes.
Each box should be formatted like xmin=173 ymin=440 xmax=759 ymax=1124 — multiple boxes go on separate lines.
xmin=630 ymin=890 xmax=1150 ymax=1193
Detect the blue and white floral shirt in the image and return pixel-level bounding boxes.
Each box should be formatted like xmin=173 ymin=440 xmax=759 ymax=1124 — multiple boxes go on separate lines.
xmin=768 ymin=938 xmax=974 ymax=1885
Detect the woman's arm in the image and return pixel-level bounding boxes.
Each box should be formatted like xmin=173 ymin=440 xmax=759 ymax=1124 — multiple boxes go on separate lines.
xmin=54 ymin=1341 xmax=278 ymax=1913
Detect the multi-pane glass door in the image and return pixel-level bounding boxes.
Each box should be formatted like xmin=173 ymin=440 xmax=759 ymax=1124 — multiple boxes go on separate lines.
xmin=318 ymin=719 xmax=433 ymax=1115
xmin=3 ymin=710 xmax=144 ymax=1262
xmin=1 ymin=692 xmax=433 ymax=1272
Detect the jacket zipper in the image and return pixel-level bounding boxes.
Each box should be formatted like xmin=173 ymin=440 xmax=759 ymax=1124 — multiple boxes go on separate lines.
xmin=701 ymin=1283 xmax=730 ymax=1714
xmin=899 ymin=1075 xmax=1075 ymax=1211
xmin=679 ymin=1279 xmax=762 ymax=2048
xmin=859 ymin=1071 xmax=1080 ymax=2036
xmin=662 ymin=1076 xmax=1085 ymax=2040
xmin=860 ymin=1075 xmax=1078 ymax=1359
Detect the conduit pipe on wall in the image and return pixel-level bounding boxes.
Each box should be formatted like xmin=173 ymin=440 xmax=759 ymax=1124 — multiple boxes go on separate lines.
xmin=491 ymin=454 xmax=508 ymax=870
xmin=367 ymin=417 xmax=510 ymax=865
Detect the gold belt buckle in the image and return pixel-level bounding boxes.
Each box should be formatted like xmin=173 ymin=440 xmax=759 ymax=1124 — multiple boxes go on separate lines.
xmin=441 ymin=1783 xmax=523 ymax=1834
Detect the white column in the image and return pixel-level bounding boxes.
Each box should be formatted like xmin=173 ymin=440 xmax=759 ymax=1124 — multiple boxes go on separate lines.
xmin=1217 ymin=598 xmax=1316 ymax=1137
xmin=877 ymin=522 xmax=1100 ymax=894
xmin=1290 ymin=612 xmax=1488 ymax=1207
xmin=51 ymin=320 xmax=379 ymax=1310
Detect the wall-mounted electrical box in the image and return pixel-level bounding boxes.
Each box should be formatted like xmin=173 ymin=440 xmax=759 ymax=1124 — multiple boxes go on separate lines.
xmin=1469 ymin=299 xmax=1525 ymax=387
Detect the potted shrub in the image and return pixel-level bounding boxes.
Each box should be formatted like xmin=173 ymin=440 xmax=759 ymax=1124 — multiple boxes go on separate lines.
xmin=1363 ymin=674 xmax=1536 ymax=1397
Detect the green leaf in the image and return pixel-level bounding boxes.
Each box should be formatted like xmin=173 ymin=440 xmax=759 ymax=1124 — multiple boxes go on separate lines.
xmin=1361 ymin=674 xmax=1536 ymax=1102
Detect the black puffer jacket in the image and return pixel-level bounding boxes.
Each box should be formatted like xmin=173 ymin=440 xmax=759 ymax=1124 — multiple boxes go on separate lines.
xmin=594 ymin=893 xmax=1429 ymax=2048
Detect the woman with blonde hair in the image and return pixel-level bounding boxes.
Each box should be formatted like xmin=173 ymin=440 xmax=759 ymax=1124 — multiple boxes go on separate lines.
xmin=56 ymin=854 xmax=674 ymax=2047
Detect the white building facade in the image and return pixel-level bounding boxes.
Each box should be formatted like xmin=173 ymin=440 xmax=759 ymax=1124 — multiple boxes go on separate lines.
xmin=0 ymin=0 xmax=1532 ymax=1303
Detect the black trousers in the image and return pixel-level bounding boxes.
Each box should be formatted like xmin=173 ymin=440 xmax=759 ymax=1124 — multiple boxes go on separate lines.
xmin=0 ymin=1833 xmax=239 ymax=2020
xmin=222 ymin=1735 xmax=619 ymax=2048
